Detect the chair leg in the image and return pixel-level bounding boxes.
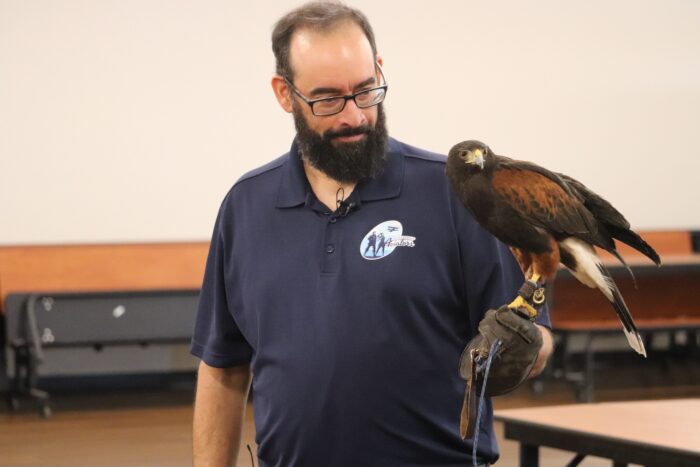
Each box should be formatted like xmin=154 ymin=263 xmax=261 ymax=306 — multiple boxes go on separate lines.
xmin=8 ymin=344 xmax=52 ymax=418
xmin=577 ymin=333 xmax=595 ymax=403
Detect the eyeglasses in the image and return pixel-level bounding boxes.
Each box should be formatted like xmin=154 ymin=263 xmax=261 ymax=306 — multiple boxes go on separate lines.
xmin=284 ymin=65 xmax=388 ymax=116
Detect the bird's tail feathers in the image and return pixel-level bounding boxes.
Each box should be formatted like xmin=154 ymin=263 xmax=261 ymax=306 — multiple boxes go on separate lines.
xmin=609 ymin=226 xmax=661 ymax=266
xmin=599 ymin=264 xmax=647 ymax=357
xmin=609 ymin=249 xmax=638 ymax=289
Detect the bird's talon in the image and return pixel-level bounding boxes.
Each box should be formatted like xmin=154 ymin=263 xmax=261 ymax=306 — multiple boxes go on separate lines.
xmin=507 ymin=296 xmax=538 ymax=318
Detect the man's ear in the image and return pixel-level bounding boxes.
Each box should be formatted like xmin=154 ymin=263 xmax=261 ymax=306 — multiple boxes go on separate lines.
xmin=271 ymin=75 xmax=293 ymax=113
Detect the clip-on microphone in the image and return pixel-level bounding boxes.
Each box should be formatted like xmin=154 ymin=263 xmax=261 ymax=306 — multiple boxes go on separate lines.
xmin=337 ymin=199 xmax=355 ymax=217
xmin=335 ymin=186 xmax=356 ymax=218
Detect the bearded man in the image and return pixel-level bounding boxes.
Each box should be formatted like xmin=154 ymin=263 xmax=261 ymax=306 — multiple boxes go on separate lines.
xmin=191 ymin=3 xmax=552 ymax=466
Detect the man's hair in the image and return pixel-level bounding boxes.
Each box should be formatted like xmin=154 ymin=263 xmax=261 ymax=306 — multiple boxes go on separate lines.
xmin=271 ymin=1 xmax=378 ymax=80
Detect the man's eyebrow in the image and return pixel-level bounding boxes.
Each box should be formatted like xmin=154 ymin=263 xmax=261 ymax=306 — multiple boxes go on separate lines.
xmin=309 ymin=76 xmax=377 ymax=97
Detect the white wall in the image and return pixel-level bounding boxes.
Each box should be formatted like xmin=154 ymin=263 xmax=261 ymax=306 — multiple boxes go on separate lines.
xmin=1 ymin=0 xmax=699 ymax=245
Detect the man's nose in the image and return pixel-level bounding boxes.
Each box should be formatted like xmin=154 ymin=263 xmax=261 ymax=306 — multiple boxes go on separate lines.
xmin=336 ymin=98 xmax=368 ymax=127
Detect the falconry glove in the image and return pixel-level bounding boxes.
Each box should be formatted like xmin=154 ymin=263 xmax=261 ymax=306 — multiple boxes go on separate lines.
xmin=459 ymin=305 xmax=543 ymax=439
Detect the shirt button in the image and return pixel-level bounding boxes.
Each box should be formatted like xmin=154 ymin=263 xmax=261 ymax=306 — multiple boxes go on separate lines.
xmin=329 ymin=217 xmax=337 ymax=224
xmin=326 ymin=244 xmax=335 ymax=254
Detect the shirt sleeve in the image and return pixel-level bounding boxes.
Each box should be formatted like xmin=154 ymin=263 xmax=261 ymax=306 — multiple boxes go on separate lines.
xmin=190 ymin=195 xmax=253 ymax=368
xmin=450 ymin=191 xmax=552 ymax=335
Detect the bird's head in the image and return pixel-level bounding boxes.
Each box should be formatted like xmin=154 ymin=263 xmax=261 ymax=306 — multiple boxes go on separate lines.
xmin=448 ymin=140 xmax=491 ymax=171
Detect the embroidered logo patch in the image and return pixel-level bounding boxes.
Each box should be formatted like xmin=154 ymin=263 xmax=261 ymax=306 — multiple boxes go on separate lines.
xmin=360 ymin=220 xmax=415 ymax=260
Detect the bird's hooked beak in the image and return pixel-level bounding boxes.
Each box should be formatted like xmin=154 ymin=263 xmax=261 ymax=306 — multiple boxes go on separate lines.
xmin=462 ymin=148 xmax=485 ymax=170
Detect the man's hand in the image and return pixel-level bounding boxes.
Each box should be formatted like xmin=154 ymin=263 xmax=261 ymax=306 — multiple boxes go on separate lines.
xmin=459 ymin=306 xmax=544 ymax=397
xmin=459 ymin=306 xmax=552 ymax=438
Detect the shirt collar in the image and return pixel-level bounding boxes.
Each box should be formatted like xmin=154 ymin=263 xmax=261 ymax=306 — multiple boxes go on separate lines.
xmin=275 ymin=137 xmax=404 ymax=208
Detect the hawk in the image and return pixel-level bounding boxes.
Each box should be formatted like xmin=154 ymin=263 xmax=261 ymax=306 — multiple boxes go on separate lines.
xmin=446 ymin=140 xmax=660 ymax=356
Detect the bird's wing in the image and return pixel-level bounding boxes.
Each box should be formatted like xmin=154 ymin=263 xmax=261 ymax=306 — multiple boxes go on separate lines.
xmin=556 ymin=173 xmax=630 ymax=230
xmin=498 ymin=156 xmax=578 ymax=198
xmin=490 ymin=163 xmax=599 ymax=238
xmin=557 ymin=172 xmax=660 ymax=266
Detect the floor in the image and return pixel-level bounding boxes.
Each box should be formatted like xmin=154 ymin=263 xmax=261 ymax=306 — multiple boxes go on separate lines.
xmin=1 ymin=352 xmax=699 ymax=467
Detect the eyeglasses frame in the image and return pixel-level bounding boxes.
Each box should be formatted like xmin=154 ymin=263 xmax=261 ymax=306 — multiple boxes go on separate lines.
xmin=283 ymin=65 xmax=388 ymax=116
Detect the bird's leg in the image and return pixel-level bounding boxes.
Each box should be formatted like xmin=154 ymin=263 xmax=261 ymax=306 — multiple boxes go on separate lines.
xmin=508 ymin=273 xmax=545 ymax=319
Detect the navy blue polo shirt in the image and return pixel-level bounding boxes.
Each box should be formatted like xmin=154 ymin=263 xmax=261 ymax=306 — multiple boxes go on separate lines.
xmin=191 ymin=137 xmax=550 ymax=467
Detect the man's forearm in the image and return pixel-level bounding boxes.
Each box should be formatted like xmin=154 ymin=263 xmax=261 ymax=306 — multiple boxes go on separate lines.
xmin=193 ymin=361 xmax=252 ymax=467
xmin=529 ymin=325 xmax=553 ymax=378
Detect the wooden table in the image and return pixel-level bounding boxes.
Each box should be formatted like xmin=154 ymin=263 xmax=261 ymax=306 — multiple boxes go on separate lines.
xmin=495 ymin=399 xmax=700 ymax=467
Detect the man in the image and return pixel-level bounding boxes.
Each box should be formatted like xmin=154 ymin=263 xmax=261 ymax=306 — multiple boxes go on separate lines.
xmin=364 ymin=231 xmax=378 ymax=257
xmin=377 ymin=232 xmax=386 ymax=257
xmin=191 ymin=3 xmax=553 ymax=466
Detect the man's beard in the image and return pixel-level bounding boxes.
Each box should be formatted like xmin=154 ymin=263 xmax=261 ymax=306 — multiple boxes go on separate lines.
xmin=292 ymin=103 xmax=388 ymax=184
